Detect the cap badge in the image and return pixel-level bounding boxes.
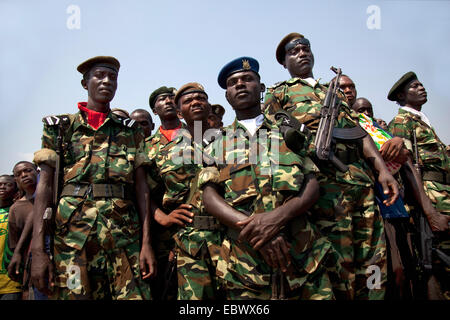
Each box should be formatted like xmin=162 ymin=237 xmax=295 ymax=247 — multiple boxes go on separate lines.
xmin=242 ymin=59 xmax=251 ymax=70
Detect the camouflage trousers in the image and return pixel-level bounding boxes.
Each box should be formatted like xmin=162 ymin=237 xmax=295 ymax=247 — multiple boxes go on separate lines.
xmin=215 ymin=236 xmax=335 ymax=300
xmin=52 ymin=218 xmax=152 ymax=300
xmin=174 ymin=227 xmax=223 ymax=300
xmin=423 ymin=180 xmax=450 ymax=300
xmin=312 ymin=180 xmax=387 ymax=300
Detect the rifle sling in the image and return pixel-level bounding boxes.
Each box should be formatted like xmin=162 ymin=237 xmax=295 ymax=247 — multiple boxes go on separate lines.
xmin=421 ymin=171 xmax=450 ymax=185
xmin=332 ymin=126 xmax=367 ymax=141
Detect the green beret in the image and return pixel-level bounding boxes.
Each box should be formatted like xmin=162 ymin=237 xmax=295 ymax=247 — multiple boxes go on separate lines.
xmin=388 ymin=71 xmax=418 ymax=101
xmin=276 ymin=32 xmax=307 ymax=65
xmin=211 ymin=104 xmax=225 ymax=118
xmin=149 ymin=86 xmax=176 ymax=109
xmin=77 ymin=56 xmax=120 ymax=75
xmin=174 ymin=82 xmax=208 ymax=105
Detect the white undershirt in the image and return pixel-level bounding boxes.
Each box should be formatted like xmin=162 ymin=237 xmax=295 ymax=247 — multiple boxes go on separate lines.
xmin=303 ymin=77 xmax=318 ymax=87
xmin=401 ymin=106 xmax=432 ymax=128
xmin=238 ymin=114 xmax=264 ymax=136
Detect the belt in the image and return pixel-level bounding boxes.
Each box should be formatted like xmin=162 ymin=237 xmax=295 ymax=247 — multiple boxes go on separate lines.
xmin=422 ymin=171 xmax=450 ymax=184
xmin=61 ymin=183 xmax=133 ymax=199
xmin=188 ymin=215 xmax=220 ymax=231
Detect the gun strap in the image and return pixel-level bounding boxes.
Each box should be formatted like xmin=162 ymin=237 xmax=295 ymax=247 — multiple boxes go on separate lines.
xmin=421 ymin=171 xmax=450 ymax=184
xmin=332 ymin=126 xmax=367 ymax=141
xmin=61 ymin=183 xmax=133 ymax=199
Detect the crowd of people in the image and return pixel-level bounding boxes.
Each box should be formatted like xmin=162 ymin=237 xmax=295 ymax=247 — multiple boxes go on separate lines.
xmin=0 ymin=32 xmax=448 ymax=301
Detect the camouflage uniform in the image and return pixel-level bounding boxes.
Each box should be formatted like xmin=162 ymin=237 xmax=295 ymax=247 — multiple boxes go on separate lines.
xmin=200 ymin=116 xmax=337 ymax=300
xmin=33 ymin=111 xmax=152 ymax=300
xmin=264 ymin=78 xmax=387 ymax=300
xmin=146 ymin=128 xmax=223 ymax=300
xmin=388 ymin=108 xmax=450 ymax=299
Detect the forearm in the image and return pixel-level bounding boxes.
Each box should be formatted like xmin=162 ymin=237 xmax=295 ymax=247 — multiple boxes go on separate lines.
xmin=14 ymin=215 xmax=33 ymax=256
xmin=135 ymin=167 xmax=152 ymax=246
xmin=402 ymin=158 xmax=437 ymax=217
xmin=274 ymin=174 xmax=319 ymax=225
xmin=203 ymin=184 xmax=248 ymax=229
xmin=31 ymin=164 xmax=54 ymax=252
xmin=362 ymin=135 xmax=390 ymax=174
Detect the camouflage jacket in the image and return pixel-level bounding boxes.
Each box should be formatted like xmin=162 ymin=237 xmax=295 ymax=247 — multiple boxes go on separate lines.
xmin=147 ymin=127 xmax=221 ymax=258
xmin=388 ymin=108 xmax=449 ymax=175
xmin=264 ymin=77 xmax=374 ymax=187
xmin=200 ymin=116 xmax=332 ymax=290
xmin=33 ymin=110 xmax=149 ymax=251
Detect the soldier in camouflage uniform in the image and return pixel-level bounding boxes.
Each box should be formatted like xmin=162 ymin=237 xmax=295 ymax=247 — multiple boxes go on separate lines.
xmin=30 ymin=56 xmax=156 ymax=300
xmin=145 ymin=86 xmax=187 ymax=300
xmin=147 ymin=82 xmax=224 ymax=300
xmin=387 ymin=71 xmax=450 ymax=299
xmin=264 ymin=33 xmax=400 ymax=299
xmin=199 ymin=56 xmax=339 ymax=300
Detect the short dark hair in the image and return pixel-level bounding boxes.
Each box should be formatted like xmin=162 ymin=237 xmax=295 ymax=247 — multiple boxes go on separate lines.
xmin=13 ymin=161 xmax=37 ymax=174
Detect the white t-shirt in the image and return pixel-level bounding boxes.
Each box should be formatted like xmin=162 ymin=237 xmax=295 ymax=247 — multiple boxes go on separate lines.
xmin=238 ymin=114 xmax=264 ymax=136
xmin=303 ymin=77 xmax=318 ymax=87
xmin=401 ymin=106 xmax=432 ymax=128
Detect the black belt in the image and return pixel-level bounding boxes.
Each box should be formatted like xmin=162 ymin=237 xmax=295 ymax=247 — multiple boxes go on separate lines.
xmin=188 ymin=215 xmax=220 ymax=231
xmin=422 ymin=171 xmax=450 ymax=184
xmin=61 ymin=183 xmax=133 ymax=199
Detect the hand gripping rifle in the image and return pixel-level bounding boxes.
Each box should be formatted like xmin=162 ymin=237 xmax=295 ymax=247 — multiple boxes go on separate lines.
xmin=314 ymin=67 xmax=349 ymax=173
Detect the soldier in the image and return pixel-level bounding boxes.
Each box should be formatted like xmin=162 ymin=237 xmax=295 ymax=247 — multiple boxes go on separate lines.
xmin=148 ymin=82 xmax=224 ymax=300
xmin=199 ymin=56 xmax=338 ymax=300
xmin=145 ymin=86 xmax=186 ymax=300
xmin=337 ymin=74 xmax=357 ymax=108
xmin=264 ymin=33 xmax=400 ymax=299
xmin=6 ymin=162 xmax=40 ymax=298
xmin=207 ymin=104 xmax=225 ymax=129
xmin=130 ymin=109 xmax=155 ymax=138
xmin=388 ymin=71 xmax=450 ymax=299
xmin=29 ymin=56 xmax=156 ymax=300
xmin=0 ymin=174 xmax=22 ymax=299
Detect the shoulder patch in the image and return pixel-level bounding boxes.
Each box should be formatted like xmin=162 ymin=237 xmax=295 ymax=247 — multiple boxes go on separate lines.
xmin=115 ymin=116 xmax=137 ymax=128
xmin=42 ymin=115 xmax=72 ymax=126
xmin=202 ymin=128 xmax=225 ymax=147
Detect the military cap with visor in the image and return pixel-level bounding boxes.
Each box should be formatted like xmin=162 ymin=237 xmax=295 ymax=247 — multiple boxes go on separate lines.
xmin=149 ymin=86 xmax=177 ymax=109
xmin=217 ymin=56 xmax=260 ymax=89
xmin=387 ymin=71 xmax=418 ymax=101
xmin=174 ymin=82 xmax=208 ymax=105
xmin=276 ymin=32 xmax=310 ymax=65
xmin=210 ymin=104 xmax=225 ymax=118
xmin=77 ymin=56 xmax=120 ymax=76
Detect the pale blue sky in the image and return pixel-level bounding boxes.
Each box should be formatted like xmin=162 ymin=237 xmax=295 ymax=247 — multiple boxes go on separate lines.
xmin=1 ymin=0 xmax=449 ymax=174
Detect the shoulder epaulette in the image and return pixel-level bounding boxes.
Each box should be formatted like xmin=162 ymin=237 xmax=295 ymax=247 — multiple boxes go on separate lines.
xmin=42 ymin=115 xmax=72 ymax=127
xmin=269 ymin=80 xmax=287 ymax=90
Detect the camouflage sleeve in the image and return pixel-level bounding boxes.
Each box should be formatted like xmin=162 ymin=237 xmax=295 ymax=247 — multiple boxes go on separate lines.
xmin=134 ymin=126 xmax=151 ymax=169
xmin=263 ymin=84 xmax=285 ymax=123
xmin=388 ymin=114 xmax=413 ymax=154
xmin=33 ymin=122 xmax=58 ymax=168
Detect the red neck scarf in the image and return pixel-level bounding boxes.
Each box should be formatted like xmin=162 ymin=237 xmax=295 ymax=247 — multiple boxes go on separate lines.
xmin=159 ymin=123 xmax=182 ymax=142
xmin=78 ymin=102 xmax=109 ymax=130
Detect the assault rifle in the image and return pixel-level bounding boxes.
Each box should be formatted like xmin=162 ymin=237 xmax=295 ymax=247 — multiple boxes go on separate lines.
xmin=314 ymin=67 xmax=349 ymax=173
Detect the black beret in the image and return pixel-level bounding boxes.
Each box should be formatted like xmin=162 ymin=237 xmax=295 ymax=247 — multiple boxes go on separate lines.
xmin=276 ymin=32 xmax=308 ymax=65
xmin=149 ymin=86 xmax=176 ymax=109
xmin=77 ymin=56 xmax=120 ymax=75
xmin=217 ymin=56 xmax=260 ymax=89
xmin=174 ymin=82 xmax=208 ymax=105
xmin=211 ymin=104 xmax=225 ymax=118
xmin=388 ymin=71 xmax=418 ymax=101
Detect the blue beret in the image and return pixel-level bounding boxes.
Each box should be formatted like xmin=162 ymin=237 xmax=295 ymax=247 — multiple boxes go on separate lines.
xmin=217 ymin=56 xmax=260 ymax=89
